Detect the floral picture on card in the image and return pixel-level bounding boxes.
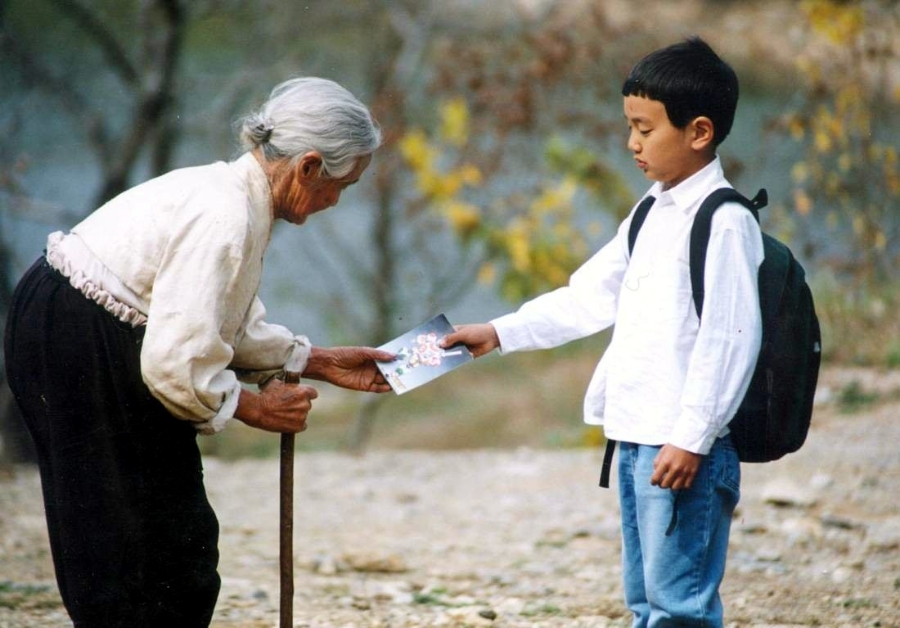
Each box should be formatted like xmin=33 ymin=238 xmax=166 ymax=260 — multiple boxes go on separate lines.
xmin=377 ymin=313 xmax=473 ymax=395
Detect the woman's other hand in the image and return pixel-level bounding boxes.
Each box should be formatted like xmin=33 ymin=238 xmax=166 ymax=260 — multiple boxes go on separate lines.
xmin=303 ymin=346 xmax=395 ymax=393
xmin=235 ymin=380 xmax=319 ymax=433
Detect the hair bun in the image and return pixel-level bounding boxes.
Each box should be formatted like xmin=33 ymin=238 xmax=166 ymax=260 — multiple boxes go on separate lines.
xmin=255 ymin=122 xmax=274 ymax=144
xmin=243 ymin=116 xmax=274 ymax=147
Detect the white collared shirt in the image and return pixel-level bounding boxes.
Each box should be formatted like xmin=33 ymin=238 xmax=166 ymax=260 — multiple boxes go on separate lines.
xmin=47 ymin=153 xmax=310 ymax=434
xmin=491 ymin=158 xmax=764 ymax=454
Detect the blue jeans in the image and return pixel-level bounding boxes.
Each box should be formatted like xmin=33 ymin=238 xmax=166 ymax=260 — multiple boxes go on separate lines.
xmin=617 ymin=438 xmax=740 ymax=627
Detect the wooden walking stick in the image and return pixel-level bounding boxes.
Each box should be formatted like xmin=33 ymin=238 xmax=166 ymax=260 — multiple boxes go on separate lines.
xmin=280 ymin=371 xmax=301 ymax=628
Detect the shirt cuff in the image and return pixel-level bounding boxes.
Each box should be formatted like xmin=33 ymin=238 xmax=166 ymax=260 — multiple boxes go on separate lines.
xmin=668 ymin=406 xmax=721 ymax=455
xmin=284 ymin=335 xmax=312 ymax=374
xmin=194 ymin=380 xmax=243 ymax=435
xmin=490 ymin=314 xmax=529 ymax=354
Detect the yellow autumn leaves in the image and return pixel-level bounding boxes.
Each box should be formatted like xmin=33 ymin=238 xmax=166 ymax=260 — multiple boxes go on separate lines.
xmin=801 ymin=0 xmax=865 ymax=45
xmin=399 ymin=103 xmax=483 ymax=241
xmin=399 ymin=98 xmax=606 ymax=301
xmin=788 ymin=0 xmax=898 ymax=275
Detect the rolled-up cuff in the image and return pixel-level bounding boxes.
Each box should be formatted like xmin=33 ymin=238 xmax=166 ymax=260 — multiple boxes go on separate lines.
xmin=284 ymin=335 xmax=312 ymax=374
xmin=194 ymin=380 xmax=243 ymax=435
xmin=233 ymin=335 xmax=313 ymax=387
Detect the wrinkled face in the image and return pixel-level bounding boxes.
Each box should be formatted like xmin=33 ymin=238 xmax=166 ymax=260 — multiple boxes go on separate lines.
xmin=624 ymin=95 xmax=700 ymax=191
xmin=275 ymin=153 xmax=372 ymax=225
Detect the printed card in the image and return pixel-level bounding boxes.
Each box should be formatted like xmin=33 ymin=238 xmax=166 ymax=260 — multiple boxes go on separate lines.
xmin=377 ymin=313 xmax=473 ymax=395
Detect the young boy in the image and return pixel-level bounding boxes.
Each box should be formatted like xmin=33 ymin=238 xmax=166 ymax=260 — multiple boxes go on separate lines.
xmin=442 ymin=37 xmax=763 ymax=626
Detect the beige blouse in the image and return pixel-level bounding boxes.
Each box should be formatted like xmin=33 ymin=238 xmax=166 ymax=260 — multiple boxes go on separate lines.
xmin=46 ymin=152 xmax=310 ymax=434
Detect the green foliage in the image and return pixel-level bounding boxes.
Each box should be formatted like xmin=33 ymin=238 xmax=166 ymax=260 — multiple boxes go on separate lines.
xmin=412 ymin=592 xmax=448 ymax=606
xmin=837 ymin=381 xmax=879 ymax=414
xmin=887 ymin=344 xmax=900 ymax=369
xmin=544 ymin=137 xmax=635 ymax=222
xmin=840 ymin=597 xmax=877 ymax=610
xmin=0 ymin=581 xmax=61 ymax=610
xmin=521 ymin=603 xmax=563 ymax=617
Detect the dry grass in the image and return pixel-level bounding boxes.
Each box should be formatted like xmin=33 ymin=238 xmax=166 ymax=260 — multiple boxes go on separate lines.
xmin=812 ymin=276 xmax=900 ymax=367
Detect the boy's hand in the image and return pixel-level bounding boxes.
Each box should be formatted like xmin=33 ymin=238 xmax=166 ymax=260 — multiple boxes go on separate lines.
xmin=651 ymin=444 xmax=701 ymax=490
xmin=440 ymin=324 xmax=500 ymax=358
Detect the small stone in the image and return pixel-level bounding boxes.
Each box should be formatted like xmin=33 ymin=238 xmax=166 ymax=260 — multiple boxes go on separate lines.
xmin=755 ymin=548 xmax=782 ymax=563
xmin=351 ymin=597 xmax=371 ymax=610
xmin=311 ymin=553 xmax=344 ymax=575
xmin=343 ymin=551 xmax=409 ymax=573
xmin=762 ymin=478 xmax=818 ymax=508
xmin=864 ymin=516 xmax=900 ymax=551
xmin=446 ymin=608 xmax=495 ymax=626
xmin=478 ymin=608 xmax=497 ymax=620
xmin=780 ymin=516 xmax=824 ymax=541
xmin=829 ymin=566 xmax=856 ymax=584
xmin=369 ymin=580 xmax=413 ymax=604
xmin=820 ymin=514 xmax=861 ymax=530
xmin=496 ymin=597 xmax=526 ymax=615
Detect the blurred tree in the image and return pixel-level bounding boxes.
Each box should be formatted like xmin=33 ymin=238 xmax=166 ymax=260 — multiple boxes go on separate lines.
xmin=419 ymin=2 xmax=637 ymax=303
xmin=777 ymin=0 xmax=899 ymax=285
xmin=0 ymin=0 xmax=186 ymax=461
xmin=0 ymin=0 xmax=640 ymax=456
xmin=398 ymin=105 xmax=633 ymax=304
xmin=1 ymin=0 xmax=186 ymax=207
xmin=320 ymin=2 xmax=636 ymax=449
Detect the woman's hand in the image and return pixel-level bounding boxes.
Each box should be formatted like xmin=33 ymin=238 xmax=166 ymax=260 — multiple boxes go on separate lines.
xmin=439 ymin=323 xmax=500 ymax=358
xmin=303 ymin=346 xmax=395 ymax=393
xmin=235 ymin=380 xmax=319 ymax=433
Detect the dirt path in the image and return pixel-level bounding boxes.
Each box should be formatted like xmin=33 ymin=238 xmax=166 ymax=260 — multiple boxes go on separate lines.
xmin=1 ymin=368 xmax=899 ymax=627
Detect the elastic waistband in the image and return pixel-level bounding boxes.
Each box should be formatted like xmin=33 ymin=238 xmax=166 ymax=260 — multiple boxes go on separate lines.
xmin=44 ymin=232 xmax=147 ymax=328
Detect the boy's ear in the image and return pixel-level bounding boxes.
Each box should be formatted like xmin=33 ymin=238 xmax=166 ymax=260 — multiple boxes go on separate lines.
xmin=689 ymin=116 xmax=715 ymax=151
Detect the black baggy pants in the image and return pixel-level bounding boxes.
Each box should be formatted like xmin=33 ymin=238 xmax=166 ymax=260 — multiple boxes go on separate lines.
xmin=4 ymin=258 xmax=221 ymax=627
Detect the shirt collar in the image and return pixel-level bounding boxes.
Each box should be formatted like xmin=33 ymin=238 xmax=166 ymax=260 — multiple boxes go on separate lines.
xmin=231 ymin=151 xmax=275 ymax=231
xmin=644 ymin=156 xmax=730 ymax=215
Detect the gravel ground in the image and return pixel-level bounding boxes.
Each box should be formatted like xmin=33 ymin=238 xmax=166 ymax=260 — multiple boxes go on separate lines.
xmin=1 ymin=368 xmax=899 ymax=628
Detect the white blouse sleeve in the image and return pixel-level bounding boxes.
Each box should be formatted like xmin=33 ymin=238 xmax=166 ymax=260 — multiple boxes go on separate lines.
xmin=231 ymin=296 xmax=312 ymax=384
xmin=139 ymin=203 xmax=259 ymax=433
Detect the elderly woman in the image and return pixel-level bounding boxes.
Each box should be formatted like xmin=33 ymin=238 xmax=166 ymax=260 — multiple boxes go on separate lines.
xmin=3 ymin=77 xmax=390 ymax=627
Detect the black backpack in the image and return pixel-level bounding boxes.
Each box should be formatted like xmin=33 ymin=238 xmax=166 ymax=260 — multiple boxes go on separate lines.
xmin=599 ymin=188 xmax=822 ymax=488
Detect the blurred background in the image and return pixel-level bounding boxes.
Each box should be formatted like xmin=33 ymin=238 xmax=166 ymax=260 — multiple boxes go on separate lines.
xmin=1 ymin=0 xmax=898 ymax=462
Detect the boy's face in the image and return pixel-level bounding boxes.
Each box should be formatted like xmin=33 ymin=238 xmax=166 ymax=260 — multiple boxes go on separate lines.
xmin=624 ymin=95 xmax=711 ymax=190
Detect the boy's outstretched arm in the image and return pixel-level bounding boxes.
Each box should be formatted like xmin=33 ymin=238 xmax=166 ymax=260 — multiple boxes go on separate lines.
xmin=440 ymin=324 xmax=500 ymax=358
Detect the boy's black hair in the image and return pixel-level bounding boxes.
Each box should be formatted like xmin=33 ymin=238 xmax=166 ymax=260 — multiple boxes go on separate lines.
xmin=622 ymin=37 xmax=738 ymax=146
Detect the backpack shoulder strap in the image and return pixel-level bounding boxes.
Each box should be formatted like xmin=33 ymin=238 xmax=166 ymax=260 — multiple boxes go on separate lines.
xmin=690 ymin=188 xmax=767 ymax=317
xmin=627 ymin=195 xmax=657 ymax=256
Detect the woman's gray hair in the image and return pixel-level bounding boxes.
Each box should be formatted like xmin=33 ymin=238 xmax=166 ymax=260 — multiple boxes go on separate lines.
xmin=238 ymin=77 xmax=382 ymax=178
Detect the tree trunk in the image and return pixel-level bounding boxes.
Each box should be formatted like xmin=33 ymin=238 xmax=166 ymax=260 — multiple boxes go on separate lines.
xmin=346 ymin=394 xmax=389 ymax=455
